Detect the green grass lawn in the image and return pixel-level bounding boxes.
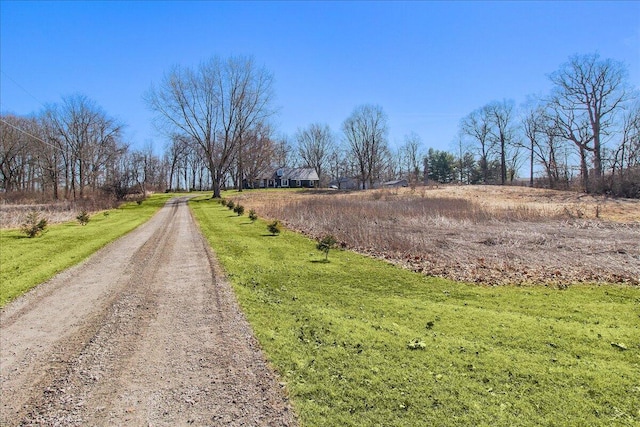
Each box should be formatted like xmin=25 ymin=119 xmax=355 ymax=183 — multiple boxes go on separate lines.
xmin=0 ymin=194 xmax=174 ymax=306
xmin=191 ymin=195 xmax=640 ymax=427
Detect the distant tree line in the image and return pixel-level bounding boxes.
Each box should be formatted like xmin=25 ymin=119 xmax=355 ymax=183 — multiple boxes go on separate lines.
xmin=285 ymin=53 xmax=638 ymax=196
xmin=1 ymin=94 xmax=168 ymax=202
xmin=2 ymin=52 xmax=638 ymax=202
xmin=457 ymin=53 xmax=639 ymax=196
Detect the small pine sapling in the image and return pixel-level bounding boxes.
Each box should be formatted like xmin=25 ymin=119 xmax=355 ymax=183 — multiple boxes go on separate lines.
xmin=233 ymin=204 xmax=245 ymax=216
xmin=267 ymin=220 xmax=281 ymax=236
xmin=21 ymin=211 xmax=48 ymax=238
xmin=316 ymin=234 xmax=338 ymax=261
xmin=76 ymin=210 xmax=90 ymax=225
xmin=248 ymin=209 xmax=258 ymax=222
xmin=220 ymin=199 xmax=228 ymax=207
xmin=226 ymin=200 xmax=235 ymax=210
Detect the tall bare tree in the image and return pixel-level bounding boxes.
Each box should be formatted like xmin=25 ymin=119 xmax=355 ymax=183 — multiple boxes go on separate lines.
xmin=460 ymin=106 xmax=496 ymax=183
xmin=549 ymin=53 xmax=631 ymax=192
xmin=242 ymin=123 xmax=277 ymax=188
xmin=42 ymin=94 xmax=123 ymax=199
xmin=485 ymin=100 xmax=518 ymax=184
xmin=295 ymin=123 xmax=334 ymax=185
xmin=342 ymin=104 xmax=389 ymax=189
xmin=0 ymin=115 xmax=31 ymax=192
xmin=272 ymin=135 xmax=294 ymax=168
xmin=398 ymin=132 xmax=423 ymax=184
xmin=521 ymin=102 xmax=569 ymax=188
xmin=616 ymin=103 xmax=640 ymax=171
xmin=145 ymin=55 xmax=275 ymax=198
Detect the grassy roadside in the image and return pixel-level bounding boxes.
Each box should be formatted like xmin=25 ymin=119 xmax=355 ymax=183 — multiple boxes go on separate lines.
xmin=190 ymin=195 xmax=639 ymax=427
xmin=0 ymin=194 xmax=174 ymax=307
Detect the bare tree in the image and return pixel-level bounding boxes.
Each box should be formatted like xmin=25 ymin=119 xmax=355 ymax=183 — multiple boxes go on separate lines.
xmin=145 ymin=55 xmax=275 ymax=198
xmin=295 ymin=123 xmax=334 ymax=186
xmin=0 ymin=115 xmax=31 ymax=192
xmin=607 ymin=102 xmax=640 ymax=196
xmin=520 ymin=101 xmax=570 ymax=188
xmin=242 ymin=123 xmax=277 ymax=188
xmin=342 ymin=104 xmax=389 ymax=189
xmin=460 ymin=106 xmax=496 ymax=183
xmin=326 ymin=145 xmax=354 ymax=184
xmin=165 ymin=134 xmax=190 ymax=191
xmin=272 ymin=135 xmax=294 ymax=168
xmin=548 ymin=53 xmax=631 ymax=192
xmin=399 ymin=132 xmax=423 ymax=184
xmin=521 ymin=103 xmax=543 ymax=187
xmin=485 ymin=100 xmax=518 ymax=184
xmin=616 ymin=103 xmax=640 ymax=171
xmin=42 ymin=94 xmax=123 ymax=199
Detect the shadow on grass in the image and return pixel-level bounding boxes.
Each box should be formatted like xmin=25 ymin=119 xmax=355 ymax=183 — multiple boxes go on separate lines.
xmin=4 ymin=234 xmax=31 ymax=240
xmin=261 ymin=234 xmax=280 ymax=237
xmin=310 ymin=259 xmax=330 ymax=264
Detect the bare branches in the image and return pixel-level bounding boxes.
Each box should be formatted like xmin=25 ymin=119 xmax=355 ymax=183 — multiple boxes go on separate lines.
xmin=146 ymin=55 xmax=275 ymax=197
xmin=548 ymin=53 xmax=631 ymax=191
xmin=295 ymin=123 xmax=335 ymax=185
xmin=342 ymin=104 xmax=389 ymax=189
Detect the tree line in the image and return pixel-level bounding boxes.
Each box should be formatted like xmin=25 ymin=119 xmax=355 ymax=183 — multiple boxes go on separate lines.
xmin=2 ymin=53 xmax=638 ymax=202
xmin=457 ymin=54 xmax=639 ymax=196
xmin=0 ymin=95 xmax=168 ymax=202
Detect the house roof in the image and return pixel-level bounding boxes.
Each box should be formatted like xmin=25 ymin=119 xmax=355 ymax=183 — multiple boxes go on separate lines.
xmin=256 ymin=167 xmax=319 ymax=181
xmin=284 ymin=167 xmax=319 ymax=181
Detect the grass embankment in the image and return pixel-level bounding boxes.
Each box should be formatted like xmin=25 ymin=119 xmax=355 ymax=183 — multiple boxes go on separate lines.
xmin=0 ymin=194 xmax=173 ymax=306
xmin=191 ymin=195 xmax=639 ymax=427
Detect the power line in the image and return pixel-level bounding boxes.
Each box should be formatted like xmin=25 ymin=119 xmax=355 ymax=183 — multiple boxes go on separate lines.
xmin=0 ymin=118 xmax=63 ymax=152
xmin=0 ymin=70 xmax=46 ymax=108
xmin=0 ymin=71 xmax=64 ymax=153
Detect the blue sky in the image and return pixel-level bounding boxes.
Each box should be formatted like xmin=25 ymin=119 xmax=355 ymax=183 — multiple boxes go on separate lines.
xmin=1 ymin=1 xmax=638 ymax=154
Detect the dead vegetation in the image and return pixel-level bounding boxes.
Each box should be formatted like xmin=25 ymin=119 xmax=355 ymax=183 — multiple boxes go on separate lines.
xmin=230 ymin=186 xmax=640 ymax=286
xmin=0 ymin=193 xmax=141 ymax=229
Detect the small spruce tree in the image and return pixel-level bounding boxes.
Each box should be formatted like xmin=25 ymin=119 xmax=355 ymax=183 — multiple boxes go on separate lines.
xmin=76 ymin=210 xmax=90 ymax=225
xmin=248 ymin=209 xmax=258 ymax=222
xmin=267 ymin=220 xmax=281 ymax=236
xmin=316 ymin=234 xmax=338 ymax=261
xmin=21 ymin=211 xmax=48 ymax=238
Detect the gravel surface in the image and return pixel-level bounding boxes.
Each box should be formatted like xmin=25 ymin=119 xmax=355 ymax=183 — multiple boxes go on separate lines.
xmin=0 ymin=197 xmax=297 ymax=426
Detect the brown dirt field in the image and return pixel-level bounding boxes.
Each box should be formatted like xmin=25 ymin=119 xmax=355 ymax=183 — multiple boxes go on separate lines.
xmin=229 ymin=186 xmax=640 ymax=286
xmin=0 ymin=197 xmax=297 ymax=426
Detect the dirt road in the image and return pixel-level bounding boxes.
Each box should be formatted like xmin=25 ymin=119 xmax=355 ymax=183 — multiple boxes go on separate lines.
xmin=0 ymin=197 xmax=297 ymax=426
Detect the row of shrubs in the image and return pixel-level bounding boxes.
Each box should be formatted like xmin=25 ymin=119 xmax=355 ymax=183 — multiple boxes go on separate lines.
xmin=220 ymin=198 xmax=255 ymax=220
xmin=219 ymin=198 xmax=338 ymax=260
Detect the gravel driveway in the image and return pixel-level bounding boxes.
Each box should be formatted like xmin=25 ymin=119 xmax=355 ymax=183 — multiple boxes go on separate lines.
xmin=0 ymin=197 xmax=297 ymax=426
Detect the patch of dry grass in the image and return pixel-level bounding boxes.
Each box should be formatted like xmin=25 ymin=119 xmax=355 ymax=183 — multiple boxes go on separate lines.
xmin=0 ymin=194 xmax=143 ymax=229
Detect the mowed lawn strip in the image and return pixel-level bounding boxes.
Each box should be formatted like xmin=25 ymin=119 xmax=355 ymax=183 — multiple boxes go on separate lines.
xmin=191 ymin=195 xmax=639 ymax=427
xmin=0 ymin=194 xmax=174 ymax=306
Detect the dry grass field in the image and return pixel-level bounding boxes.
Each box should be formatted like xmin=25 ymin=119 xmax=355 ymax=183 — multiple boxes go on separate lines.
xmin=229 ymin=186 xmax=640 ymax=286
xmin=0 ymin=196 xmax=131 ymax=229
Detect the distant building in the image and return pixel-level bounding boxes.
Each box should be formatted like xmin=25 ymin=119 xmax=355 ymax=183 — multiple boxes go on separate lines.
xmin=328 ymin=177 xmax=408 ymax=190
xmin=328 ymin=177 xmax=360 ymax=190
xmin=246 ymin=167 xmax=320 ymax=189
xmin=382 ymin=179 xmax=408 ymax=188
